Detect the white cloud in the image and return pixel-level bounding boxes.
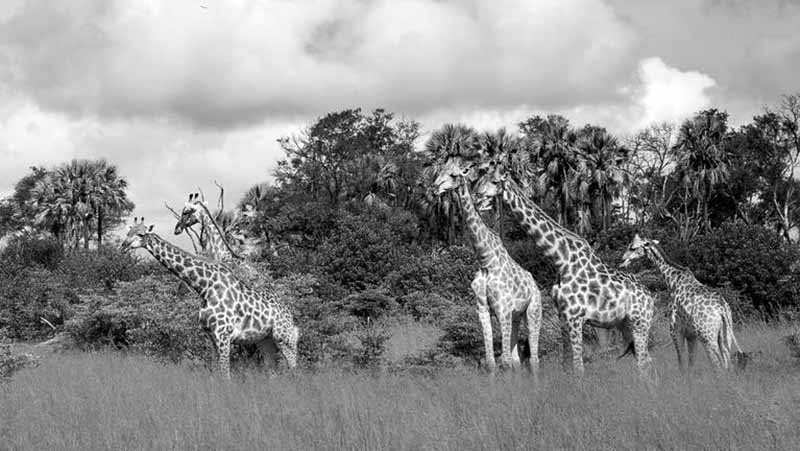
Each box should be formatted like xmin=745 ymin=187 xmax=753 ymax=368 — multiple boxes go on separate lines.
xmin=631 ymin=57 xmax=716 ymax=129
xmin=0 ymin=0 xmax=638 ymax=127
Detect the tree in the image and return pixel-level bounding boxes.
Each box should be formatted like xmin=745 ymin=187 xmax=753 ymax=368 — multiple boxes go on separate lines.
xmin=420 ymin=123 xmax=480 ymax=243
xmin=670 ymin=109 xmax=731 ymax=236
xmin=274 ymin=108 xmax=420 ymax=207
xmin=28 ymin=159 xmax=133 ymax=249
xmin=760 ymin=94 xmax=800 ymax=241
xmin=573 ymin=126 xmax=630 ymax=233
xmin=623 ymin=123 xmax=676 ymax=226
xmin=519 ymin=115 xmax=579 ymax=226
xmin=0 ymin=166 xmax=49 ymax=237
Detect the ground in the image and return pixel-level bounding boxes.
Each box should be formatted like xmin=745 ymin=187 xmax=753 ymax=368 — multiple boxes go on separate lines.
xmin=1 ymin=322 xmax=799 ymax=450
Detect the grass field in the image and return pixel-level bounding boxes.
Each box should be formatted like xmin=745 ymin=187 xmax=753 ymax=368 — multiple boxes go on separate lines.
xmin=2 ymin=324 xmax=799 ymax=450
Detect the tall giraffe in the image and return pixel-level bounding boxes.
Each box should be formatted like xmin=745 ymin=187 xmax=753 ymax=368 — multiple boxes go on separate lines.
xmin=434 ymin=158 xmax=543 ymax=374
xmin=621 ymin=234 xmax=743 ymax=370
xmin=121 ymin=218 xmax=298 ymax=379
xmin=473 ymin=160 xmax=655 ymax=374
xmin=174 ymin=193 xmax=242 ymax=264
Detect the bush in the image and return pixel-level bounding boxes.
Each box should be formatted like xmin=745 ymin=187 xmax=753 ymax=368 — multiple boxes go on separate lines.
xmin=0 ymin=235 xmax=63 ymax=270
xmin=0 ymin=268 xmax=77 ymax=340
xmin=56 ymin=246 xmax=148 ymax=291
xmin=315 ymin=209 xmax=418 ymax=290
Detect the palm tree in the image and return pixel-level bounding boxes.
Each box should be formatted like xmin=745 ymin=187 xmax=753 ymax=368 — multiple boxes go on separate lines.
xmin=420 ymin=124 xmax=479 ymax=243
xmin=86 ymin=160 xmax=134 ymax=246
xmin=574 ymin=126 xmax=630 ymax=232
xmin=520 ymin=115 xmax=579 ymax=226
xmin=479 ymin=129 xmax=526 ymax=237
xmin=30 ymin=159 xmax=133 ymax=249
xmin=671 ymin=109 xmax=731 ymax=233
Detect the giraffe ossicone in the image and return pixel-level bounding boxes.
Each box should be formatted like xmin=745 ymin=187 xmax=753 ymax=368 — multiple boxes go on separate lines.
xmin=473 ymin=159 xmax=656 ymax=375
xmin=122 ymin=218 xmax=299 ymax=379
xmin=621 ymin=234 xmax=744 ymax=371
xmin=434 ymin=157 xmax=543 ymax=375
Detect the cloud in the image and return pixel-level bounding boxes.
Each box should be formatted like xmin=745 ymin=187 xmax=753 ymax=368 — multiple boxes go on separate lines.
xmin=1 ymin=0 xmax=638 ymax=128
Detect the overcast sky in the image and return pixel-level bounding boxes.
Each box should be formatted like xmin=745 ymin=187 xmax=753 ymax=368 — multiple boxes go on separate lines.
xmin=2 ymin=0 xmax=799 ymax=247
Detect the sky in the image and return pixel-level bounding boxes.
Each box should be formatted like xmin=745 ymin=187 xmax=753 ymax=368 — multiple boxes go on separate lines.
xmin=1 ymin=0 xmax=799 ymax=248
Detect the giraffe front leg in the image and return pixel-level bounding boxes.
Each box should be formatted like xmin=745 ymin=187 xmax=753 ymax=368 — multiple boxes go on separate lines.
xmin=498 ymin=310 xmax=515 ymax=369
xmin=215 ymin=329 xmax=233 ymax=380
xmin=632 ymin=320 xmax=652 ymax=375
xmin=526 ymin=299 xmax=542 ymax=379
xmin=472 ymin=273 xmax=495 ymax=373
xmin=275 ymin=325 xmax=299 ymax=370
xmin=565 ymin=312 xmax=586 ymax=375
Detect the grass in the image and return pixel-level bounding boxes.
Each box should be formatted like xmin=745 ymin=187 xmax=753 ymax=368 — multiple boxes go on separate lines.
xmin=1 ymin=324 xmax=799 ymax=450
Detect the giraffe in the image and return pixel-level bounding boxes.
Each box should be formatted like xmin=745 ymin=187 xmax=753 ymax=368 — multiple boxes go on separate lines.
xmin=434 ymin=158 xmax=543 ymax=374
xmin=121 ymin=218 xmax=299 ymax=379
xmin=621 ymin=234 xmax=743 ymax=371
xmin=174 ymin=193 xmax=242 ymax=265
xmin=472 ymin=160 xmax=655 ymax=374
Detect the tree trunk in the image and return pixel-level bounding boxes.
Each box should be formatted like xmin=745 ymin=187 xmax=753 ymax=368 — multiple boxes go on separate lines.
xmin=96 ymin=209 xmax=103 ymax=247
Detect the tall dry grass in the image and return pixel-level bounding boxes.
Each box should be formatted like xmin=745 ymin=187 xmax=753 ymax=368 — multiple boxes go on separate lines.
xmin=1 ymin=324 xmax=798 ymax=450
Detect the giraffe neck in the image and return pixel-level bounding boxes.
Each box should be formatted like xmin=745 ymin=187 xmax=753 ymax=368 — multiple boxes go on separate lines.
xmin=457 ymin=181 xmax=499 ymax=267
xmin=644 ymin=245 xmax=689 ymax=292
xmin=142 ymin=233 xmax=218 ymax=296
xmin=196 ymin=206 xmax=235 ymax=262
xmin=501 ymin=178 xmax=601 ymax=272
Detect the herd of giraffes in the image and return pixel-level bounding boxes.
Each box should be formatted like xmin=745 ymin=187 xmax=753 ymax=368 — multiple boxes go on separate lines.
xmin=120 ymin=156 xmax=743 ymax=380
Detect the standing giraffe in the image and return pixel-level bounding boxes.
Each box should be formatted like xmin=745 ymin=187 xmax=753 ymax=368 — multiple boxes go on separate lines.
xmin=174 ymin=193 xmax=242 ymax=265
xmin=621 ymin=234 xmax=743 ymax=370
xmin=434 ymin=158 xmax=543 ymax=374
xmin=121 ymin=218 xmax=298 ymax=379
xmin=473 ymin=160 xmax=655 ymax=374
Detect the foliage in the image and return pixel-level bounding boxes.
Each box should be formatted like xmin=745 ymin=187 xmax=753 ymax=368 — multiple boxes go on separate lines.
xmin=0 ymin=235 xmax=64 ymax=270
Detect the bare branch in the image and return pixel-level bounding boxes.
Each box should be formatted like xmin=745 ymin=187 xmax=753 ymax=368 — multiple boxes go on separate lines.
xmin=40 ymin=317 xmax=56 ymax=331
xmin=214 ymin=180 xmax=225 ymax=212
xmin=164 ymin=202 xmax=181 ymax=219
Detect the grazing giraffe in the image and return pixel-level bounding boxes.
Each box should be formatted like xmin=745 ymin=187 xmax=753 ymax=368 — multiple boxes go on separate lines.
xmin=434 ymin=158 xmax=543 ymax=374
xmin=174 ymin=193 xmax=242 ymax=264
xmin=473 ymin=160 xmax=655 ymax=374
xmin=621 ymin=234 xmax=743 ymax=370
xmin=121 ymin=218 xmax=298 ymax=379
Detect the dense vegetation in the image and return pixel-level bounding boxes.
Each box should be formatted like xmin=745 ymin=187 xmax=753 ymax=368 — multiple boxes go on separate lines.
xmin=2 ymin=94 xmax=800 ymax=372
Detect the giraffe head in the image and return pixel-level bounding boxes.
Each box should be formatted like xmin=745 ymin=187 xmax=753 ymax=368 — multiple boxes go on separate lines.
xmin=620 ymin=234 xmax=659 ymax=268
xmin=472 ymin=158 xmax=506 ymax=211
xmin=121 ymin=217 xmax=154 ymax=252
xmin=433 ymin=158 xmax=476 ymax=195
xmin=174 ymin=193 xmax=207 ymax=235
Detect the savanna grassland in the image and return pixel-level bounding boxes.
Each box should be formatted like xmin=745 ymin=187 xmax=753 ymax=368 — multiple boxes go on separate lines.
xmin=2 ymin=324 xmax=799 ymax=451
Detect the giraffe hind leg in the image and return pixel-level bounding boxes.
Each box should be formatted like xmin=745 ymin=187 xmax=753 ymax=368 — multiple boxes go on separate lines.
xmin=526 ymin=299 xmax=542 ymax=379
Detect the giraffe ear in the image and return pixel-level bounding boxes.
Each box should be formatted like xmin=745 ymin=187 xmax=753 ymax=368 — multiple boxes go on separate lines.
xmin=652 ymin=239 xmax=660 ymax=245
xmin=147 ymin=225 xmax=154 ymax=233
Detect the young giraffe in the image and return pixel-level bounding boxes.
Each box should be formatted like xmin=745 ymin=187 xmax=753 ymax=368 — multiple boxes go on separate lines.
xmin=473 ymin=160 xmax=655 ymax=374
xmin=621 ymin=234 xmax=743 ymax=370
xmin=121 ymin=218 xmax=298 ymax=379
xmin=174 ymin=193 xmax=242 ymax=265
xmin=434 ymin=158 xmax=543 ymax=374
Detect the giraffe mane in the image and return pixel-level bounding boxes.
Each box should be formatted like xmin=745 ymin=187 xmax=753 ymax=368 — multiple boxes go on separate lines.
xmin=648 ymin=241 xmax=689 ymax=271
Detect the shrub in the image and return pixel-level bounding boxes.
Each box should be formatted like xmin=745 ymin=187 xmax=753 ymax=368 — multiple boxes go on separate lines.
xmin=0 ymin=268 xmax=76 ymax=340
xmin=56 ymin=246 xmax=148 ymax=291
xmin=0 ymin=235 xmax=63 ymax=270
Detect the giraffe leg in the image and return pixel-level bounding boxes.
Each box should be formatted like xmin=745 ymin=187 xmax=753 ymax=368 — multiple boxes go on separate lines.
xmin=559 ymin=310 xmax=572 ymax=372
xmin=565 ymin=312 xmax=586 ymax=374
xmin=274 ymin=325 xmax=299 ymax=370
xmin=526 ymin=299 xmax=542 ymax=379
xmin=472 ymin=273 xmax=495 ymax=373
xmin=703 ymin=337 xmax=724 ymax=371
xmin=686 ymin=336 xmax=698 ymax=369
xmin=498 ymin=309 xmax=515 ymax=369
xmin=632 ymin=319 xmax=652 ymax=375
xmin=215 ymin=330 xmax=233 ymax=380
xmin=672 ymin=326 xmax=686 ymax=373
xmin=508 ymin=309 xmax=522 ymax=369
